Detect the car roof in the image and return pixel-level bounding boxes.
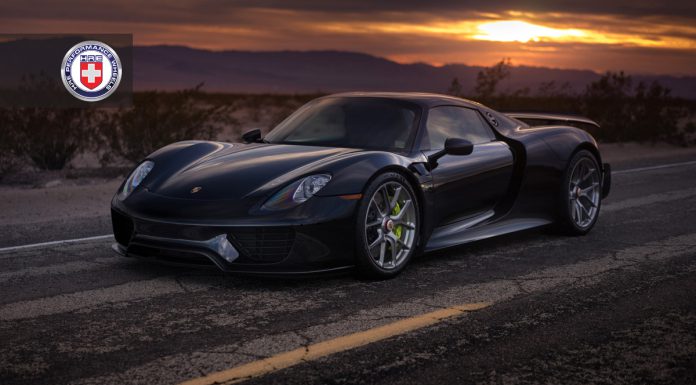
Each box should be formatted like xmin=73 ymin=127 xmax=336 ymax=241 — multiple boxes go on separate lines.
xmin=322 ymin=92 xmax=485 ymax=109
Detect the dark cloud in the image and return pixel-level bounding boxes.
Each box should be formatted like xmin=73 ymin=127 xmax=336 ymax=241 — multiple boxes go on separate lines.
xmin=2 ymin=0 xmax=696 ymax=23
xmin=215 ymin=0 xmax=696 ymax=19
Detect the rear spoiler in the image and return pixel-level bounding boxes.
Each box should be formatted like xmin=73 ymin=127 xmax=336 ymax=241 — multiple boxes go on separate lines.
xmin=504 ymin=113 xmax=599 ymax=128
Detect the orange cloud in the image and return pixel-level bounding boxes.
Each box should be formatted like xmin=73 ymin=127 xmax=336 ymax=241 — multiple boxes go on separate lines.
xmin=1 ymin=4 xmax=696 ymax=75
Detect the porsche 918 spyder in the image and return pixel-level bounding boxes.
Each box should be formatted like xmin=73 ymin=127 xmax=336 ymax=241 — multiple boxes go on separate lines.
xmin=111 ymin=92 xmax=611 ymax=278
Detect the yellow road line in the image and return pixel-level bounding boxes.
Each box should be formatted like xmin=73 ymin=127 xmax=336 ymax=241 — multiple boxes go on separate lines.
xmin=179 ymin=302 xmax=490 ymax=385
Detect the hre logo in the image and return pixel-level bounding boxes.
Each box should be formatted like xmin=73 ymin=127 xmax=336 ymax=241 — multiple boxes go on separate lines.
xmin=80 ymin=55 xmax=103 ymax=90
xmin=61 ymin=41 xmax=122 ymax=102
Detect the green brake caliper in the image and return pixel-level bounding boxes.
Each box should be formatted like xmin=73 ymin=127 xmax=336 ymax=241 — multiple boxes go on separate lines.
xmin=391 ymin=200 xmax=403 ymax=239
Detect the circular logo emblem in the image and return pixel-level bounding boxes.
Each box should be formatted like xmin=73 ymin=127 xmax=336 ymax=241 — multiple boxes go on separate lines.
xmin=61 ymin=41 xmax=122 ymax=102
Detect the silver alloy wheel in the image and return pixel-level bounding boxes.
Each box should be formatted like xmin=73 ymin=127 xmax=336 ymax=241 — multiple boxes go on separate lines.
xmin=568 ymin=158 xmax=601 ymax=228
xmin=364 ymin=181 xmax=417 ymax=270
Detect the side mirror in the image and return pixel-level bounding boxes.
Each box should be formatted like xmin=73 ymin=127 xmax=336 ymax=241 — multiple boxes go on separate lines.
xmin=444 ymin=138 xmax=474 ymax=156
xmin=242 ymin=128 xmax=262 ymax=143
xmin=428 ymin=138 xmax=474 ymax=168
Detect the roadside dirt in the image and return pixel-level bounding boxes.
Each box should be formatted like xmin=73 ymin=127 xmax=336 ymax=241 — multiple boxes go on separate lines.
xmin=598 ymin=142 xmax=696 ymax=163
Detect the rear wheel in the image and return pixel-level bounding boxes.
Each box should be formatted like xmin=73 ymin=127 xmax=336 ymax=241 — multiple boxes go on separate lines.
xmin=556 ymin=150 xmax=602 ymax=235
xmin=355 ymin=172 xmax=419 ymax=278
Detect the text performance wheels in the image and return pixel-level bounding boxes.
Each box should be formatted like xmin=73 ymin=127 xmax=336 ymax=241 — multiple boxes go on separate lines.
xmin=357 ymin=173 xmax=419 ymax=278
xmin=558 ymin=150 xmax=602 ymax=234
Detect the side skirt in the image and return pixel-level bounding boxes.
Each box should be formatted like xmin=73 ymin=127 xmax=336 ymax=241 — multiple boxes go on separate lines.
xmin=424 ymin=217 xmax=552 ymax=252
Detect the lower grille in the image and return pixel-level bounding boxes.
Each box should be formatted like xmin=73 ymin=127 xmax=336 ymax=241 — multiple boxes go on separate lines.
xmin=111 ymin=209 xmax=134 ymax=246
xmin=127 ymin=244 xmax=216 ymax=267
xmin=227 ymin=227 xmax=295 ymax=263
xmin=135 ymin=221 xmax=219 ymax=241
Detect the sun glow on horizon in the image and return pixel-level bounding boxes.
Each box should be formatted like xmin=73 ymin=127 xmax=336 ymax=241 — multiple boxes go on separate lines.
xmin=473 ymin=20 xmax=585 ymax=43
xmin=314 ymin=16 xmax=696 ymax=51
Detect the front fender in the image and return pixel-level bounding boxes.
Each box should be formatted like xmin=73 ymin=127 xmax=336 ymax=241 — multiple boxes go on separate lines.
xmin=316 ymin=152 xmax=416 ymax=196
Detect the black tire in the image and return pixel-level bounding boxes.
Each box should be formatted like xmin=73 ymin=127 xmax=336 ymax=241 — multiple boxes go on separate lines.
xmin=555 ymin=149 xmax=602 ymax=235
xmin=355 ymin=172 xmax=420 ymax=279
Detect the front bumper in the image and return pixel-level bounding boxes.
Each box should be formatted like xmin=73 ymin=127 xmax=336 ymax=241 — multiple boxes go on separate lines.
xmin=110 ymin=196 xmax=358 ymax=275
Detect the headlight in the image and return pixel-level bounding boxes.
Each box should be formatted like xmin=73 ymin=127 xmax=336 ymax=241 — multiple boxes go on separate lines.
xmin=120 ymin=160 xmax=154 ymax=199
xmin=262 ymin=174 xmax=331 ymax=210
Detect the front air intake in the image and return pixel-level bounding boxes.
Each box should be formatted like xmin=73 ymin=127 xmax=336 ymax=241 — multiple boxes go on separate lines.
xmin=227 ymin=227 xmax=295 ymax=263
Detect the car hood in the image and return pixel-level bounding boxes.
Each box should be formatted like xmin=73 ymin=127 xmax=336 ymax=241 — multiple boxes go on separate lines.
xmin=144 ymin=142 xmax=359 ymax=201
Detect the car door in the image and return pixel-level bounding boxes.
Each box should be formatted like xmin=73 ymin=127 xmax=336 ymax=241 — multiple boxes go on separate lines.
xmin=422 ymin=105 xmax=514 ymax=226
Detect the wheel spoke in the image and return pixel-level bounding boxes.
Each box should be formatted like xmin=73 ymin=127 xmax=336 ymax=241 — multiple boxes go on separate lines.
xmin=380 ymin=187 xmax=390 ymax=214
xmin=378 ymin=241 xmax=386 ymax=266
xmin=574 ymin=163 xmax=585 ymax=185
xmin=581 ymin=167 xmax=596 ymax=182
xmin=389 ymin=232 xmax=410 ymax=250
xmin=391 ymin=200 xmax=411 ymax=221
xmin=579 ymin=183 xmax=598 ymax=197
xmin=580 ymin=195 xmax=597 ymax=208
xmin=389 ymin=186 xmax=402 ymax=211
xmin=366 ymin=219 xmax=381 ymax=228
xmin=577 ymin=200 xmax=591 ymax=217
xmin=386 ymin=235 xmax=397 ymax=264
xmin=396 ymin=221 xmax=416 ymax=229
xmin=368 ymin=232 xmax=383 ymax=250
xmin=370 ymin=196 xmax=386 ymax=217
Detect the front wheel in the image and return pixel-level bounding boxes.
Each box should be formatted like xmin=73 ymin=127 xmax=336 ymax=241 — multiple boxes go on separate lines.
xmin=355 ymin=172 xmax=419 ymax=278
xmin=555 ymin=150 xmax=602 ymax=235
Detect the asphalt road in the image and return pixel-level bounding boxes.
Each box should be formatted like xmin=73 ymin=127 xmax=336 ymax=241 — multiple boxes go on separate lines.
xmin=1 ymin=154 xmax=696 ymax=385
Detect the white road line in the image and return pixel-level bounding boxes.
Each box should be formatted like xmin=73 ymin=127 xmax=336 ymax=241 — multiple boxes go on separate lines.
xmin=0 ymin=159 xmax=694 ymax=254
xmin=0 ymin=257 xmax=119 ymax=283
xmin=612 ymin=159 xmax=696 ymax=175
xmin=0 ymin=234 xmax=113 ymax=253
xmin=0 ymin=276 xmax=218 ymax=321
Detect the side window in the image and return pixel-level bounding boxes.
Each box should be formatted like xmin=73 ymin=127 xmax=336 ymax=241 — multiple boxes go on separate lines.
xmin=423 ymin=106 xmax=495 ymax=150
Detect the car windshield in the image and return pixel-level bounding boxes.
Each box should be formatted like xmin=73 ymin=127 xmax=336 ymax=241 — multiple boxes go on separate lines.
xmin=264 ymin=97 xmax=420 ymax=151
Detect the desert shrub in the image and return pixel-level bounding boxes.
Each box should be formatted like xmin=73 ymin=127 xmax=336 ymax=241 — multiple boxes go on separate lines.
xmin=473 ymin=58 xmax=512 ymax=103
xmin=100 ymin=85 xmax=234 ymax=165
xmin=683 ymin=120 xmax=696 ymax=146
xmin=581 ymin=71 xmax=636 ymax=142
xmin=9 ymin=107 xmax=97 ymax=170
xmin=447 ymin=77 xmax=465 ymax=98
xmin=582 ymin=72 xmax=685 ymax=143
xmin=0 ymin=108 xmax=24 ymax=178
xmin=630 ymin=81 xmax=682 ymax=142
xmin=4 ymin=74 xmax=98 ymax=171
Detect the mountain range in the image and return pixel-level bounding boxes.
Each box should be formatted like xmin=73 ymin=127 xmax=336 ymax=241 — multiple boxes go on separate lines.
xmin=1 ymin=38 xmax=695 ymax=98
xmin=133 ymin=46 xmax=696 ymax=98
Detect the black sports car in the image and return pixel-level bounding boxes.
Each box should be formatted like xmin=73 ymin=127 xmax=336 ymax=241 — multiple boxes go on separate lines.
xmin=111 ymin=92 xmax=610 ymax=277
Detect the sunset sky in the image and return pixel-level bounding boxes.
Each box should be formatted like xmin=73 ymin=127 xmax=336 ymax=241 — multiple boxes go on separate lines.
xmin=2 ymin=0 xmax=696 ymax=75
